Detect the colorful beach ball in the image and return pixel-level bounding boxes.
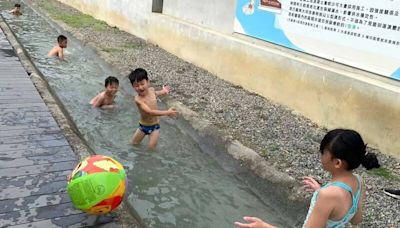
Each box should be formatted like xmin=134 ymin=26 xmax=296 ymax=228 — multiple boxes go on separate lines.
xmin=67 ymin=155 xmax=127 ymax=215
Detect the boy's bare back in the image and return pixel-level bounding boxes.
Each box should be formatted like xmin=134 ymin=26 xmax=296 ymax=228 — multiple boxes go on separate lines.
xmin=48 ymin=35 xmax=67 ymax=60
xmin=47 ymin=46 xmax=64 ymax=59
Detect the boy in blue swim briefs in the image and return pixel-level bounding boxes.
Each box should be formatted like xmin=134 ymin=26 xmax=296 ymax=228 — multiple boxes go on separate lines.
xmin=128 ymin=68 xmax=177 ymax=149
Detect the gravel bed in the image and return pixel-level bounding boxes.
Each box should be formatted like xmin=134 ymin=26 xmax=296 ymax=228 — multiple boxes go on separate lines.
xmin=30 ymin=0 xmax=400 ymax=226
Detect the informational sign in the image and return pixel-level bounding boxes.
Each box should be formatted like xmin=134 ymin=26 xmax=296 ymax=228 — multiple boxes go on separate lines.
xmin=234 ymin=0 xmax=400 ymax=80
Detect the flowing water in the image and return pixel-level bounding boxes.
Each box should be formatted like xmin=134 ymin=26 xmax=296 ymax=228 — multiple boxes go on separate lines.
xmin=0 ymin=2 xmax=303 ymax=227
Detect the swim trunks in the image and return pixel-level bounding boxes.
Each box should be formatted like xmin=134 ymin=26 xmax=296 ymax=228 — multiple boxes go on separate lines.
xmin=139 ymin=123 xmax=160 ymax=135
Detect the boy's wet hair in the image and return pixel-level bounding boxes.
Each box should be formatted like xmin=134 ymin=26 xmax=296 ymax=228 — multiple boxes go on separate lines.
xmin=128 ymin=68 xmax=148 ymax=84
xmin=104 ymin=76 xmax=119 ymax=87
xmin=15 ymin=4 xmax=21 ymax=7
xmin=320 ymin=129 xmax=380 ymax=170
xmin=57 ymin=35 xmax=67 ymax=43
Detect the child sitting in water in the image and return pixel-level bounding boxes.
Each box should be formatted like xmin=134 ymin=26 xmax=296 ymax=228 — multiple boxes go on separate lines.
xmin=235 ymin=129 xmax=380 ymax=228
xmin=128 ymin=68 xmax=177 ymax=149
xmin=9 ymin=3 xmax=22 ymax=16
xmin=90 ymin=76 xmax=119 ymax=109
xmin=47 ymin=35 xmax=67 ymax=60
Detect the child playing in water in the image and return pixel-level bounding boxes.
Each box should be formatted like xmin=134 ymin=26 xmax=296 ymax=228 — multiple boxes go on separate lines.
xmin=9 ymin=3 xmax=22 ymax=16
xmin=235 ymin=129 xmax=380 ymax=228
xmin=90 ymin=76 xmax=119 ymax=109
xmin=128 ymin=68 xmax=177 ymax=149
xmin=47 ymin=35 xmax=67 ymax=60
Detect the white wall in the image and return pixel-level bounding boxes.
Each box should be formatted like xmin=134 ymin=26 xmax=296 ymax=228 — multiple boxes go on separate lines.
xmin=163 ymin=0 xmax=236 ymax=33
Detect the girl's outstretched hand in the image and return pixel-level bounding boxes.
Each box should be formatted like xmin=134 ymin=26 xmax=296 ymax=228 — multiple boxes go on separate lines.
xmin=303 ymin=176 xmax=321 ymax=193
xmin=234 ymin=217 xmax=277 ymax=228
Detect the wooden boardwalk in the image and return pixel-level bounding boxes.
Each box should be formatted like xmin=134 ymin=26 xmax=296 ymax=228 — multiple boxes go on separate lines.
xmin=0 ymin=27 xmax=118 ymax=227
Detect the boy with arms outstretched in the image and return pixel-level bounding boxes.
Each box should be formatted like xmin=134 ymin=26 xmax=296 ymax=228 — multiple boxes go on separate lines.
xmin=129 ymin=68 xmax=177 ymax=149
xmin=90 ymin=76 xmax=119 ymax=109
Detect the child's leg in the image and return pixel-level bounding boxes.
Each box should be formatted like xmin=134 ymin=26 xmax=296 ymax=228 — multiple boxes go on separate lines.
xmin=131 ymin=128 xmax=145 ymax=145
xmin=148 ymin=130 xmax=160 ymax=150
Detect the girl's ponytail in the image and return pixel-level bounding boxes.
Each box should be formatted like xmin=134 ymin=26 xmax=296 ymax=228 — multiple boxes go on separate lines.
xmin=361 ymin=152 xmax=380 ymax=170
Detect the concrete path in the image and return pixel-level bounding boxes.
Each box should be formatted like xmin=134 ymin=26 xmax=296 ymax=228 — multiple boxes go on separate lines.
xmin=0 ymin=27 xmax=118 ymax=227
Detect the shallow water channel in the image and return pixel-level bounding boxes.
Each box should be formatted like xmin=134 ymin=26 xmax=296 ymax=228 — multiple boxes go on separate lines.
xmin=1 ymin=2 xmax=303 ymax=227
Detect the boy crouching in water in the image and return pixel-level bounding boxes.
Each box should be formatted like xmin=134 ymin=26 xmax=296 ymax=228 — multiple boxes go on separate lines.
xmin=90 ymin=76 xmax=119 ymax=109
xmin=129 ymin=68 xmax=177 ymax=149
xmin=47 ymin=35 xmax=67 ymax=60
xmin=9 ymin=4 xmax=22 ymax=16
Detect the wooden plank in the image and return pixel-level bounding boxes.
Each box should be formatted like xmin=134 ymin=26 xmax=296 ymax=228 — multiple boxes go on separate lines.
xmin=0 ymin=98 xmax=44 ymax=104
xmin=0 ymin=93 xmax=41 ymax=99
xmin=0 ymin=122 xmax=58 ymax=130
xmin=0 ymin=79 xmax=34 ymax=84
xmin=0 ymin=139 xmax=70 ymax=153
xmin=0 ymin=91 xmax=42 ymax=96
xmin=0 ymin=86 xmax=36 ymax=90
xmin=0 ymin=87 xmax=38 ymax=93
xmin=0 ymin=84 xmax=35 ymax=89
xmin=0 ymin=115 xmax=58 ymax=126
xmin=0 ymin=110 xmax=52 ymax=118
xmin=0 ymin=145 xmax=74 ymax=160
xmin=0 ymin=123 xmax=55 ymax=131
xmin=0 ymin=60 xmax=23 ymax=63
xmin=0 ymin=123 xmax=58 ymax=130
xmin=0 ymin=132 xmax=65 ymax=145
xmin=0 ymin=71 xmax=30 ymax=76
xmin=0 ymin=192 xmax=71 ymax=214
xmin=0 ymin=70 xmax=28 ymax=73
xmin=0 ymin=148 xmax=76 ymax=168
xmin=0 ymin=96 xmax=43 ymax=101
xmin=0 ymin=66 xmax=27 ymax=69
xmin=0 ymin=84 xmax=36 ymax=89
xmin=0 ymin=83 xmax=35 ymax=88
xmin=0 ymin=65 xmax=20 ymax=67
xmin=0 ymin=78 xmax=32 ymax=81
xmin=0 ymin=61 xmax=21 ymax=64
xmin=0 ymin=80 xmax=33 ymax=84
xmin=0 ymin=102 xmax=46 ymax=109
xmin=0 ymin=180 xmax=68 ymax=200
xmin=0 ymin=105 xmax=49 ymax=112
xmin=5 ymin=213 xmax=116 ymax=228
xmin=0 ymin=71 xmax=28 ymax=76
xmin=0 ymin=66 xmax=24 ymax=69
xmin=0 ymin=127 xmax=60 ymax=137
xmin=0 ymin=170 xmax=71 ymax=189
xmin=0 ymin=114 xmax=55 ymax=124
xmin=0 ymin=161 xmax=76 ymax=178
xmin=0 ymin=203 xmax=83 ymax=227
